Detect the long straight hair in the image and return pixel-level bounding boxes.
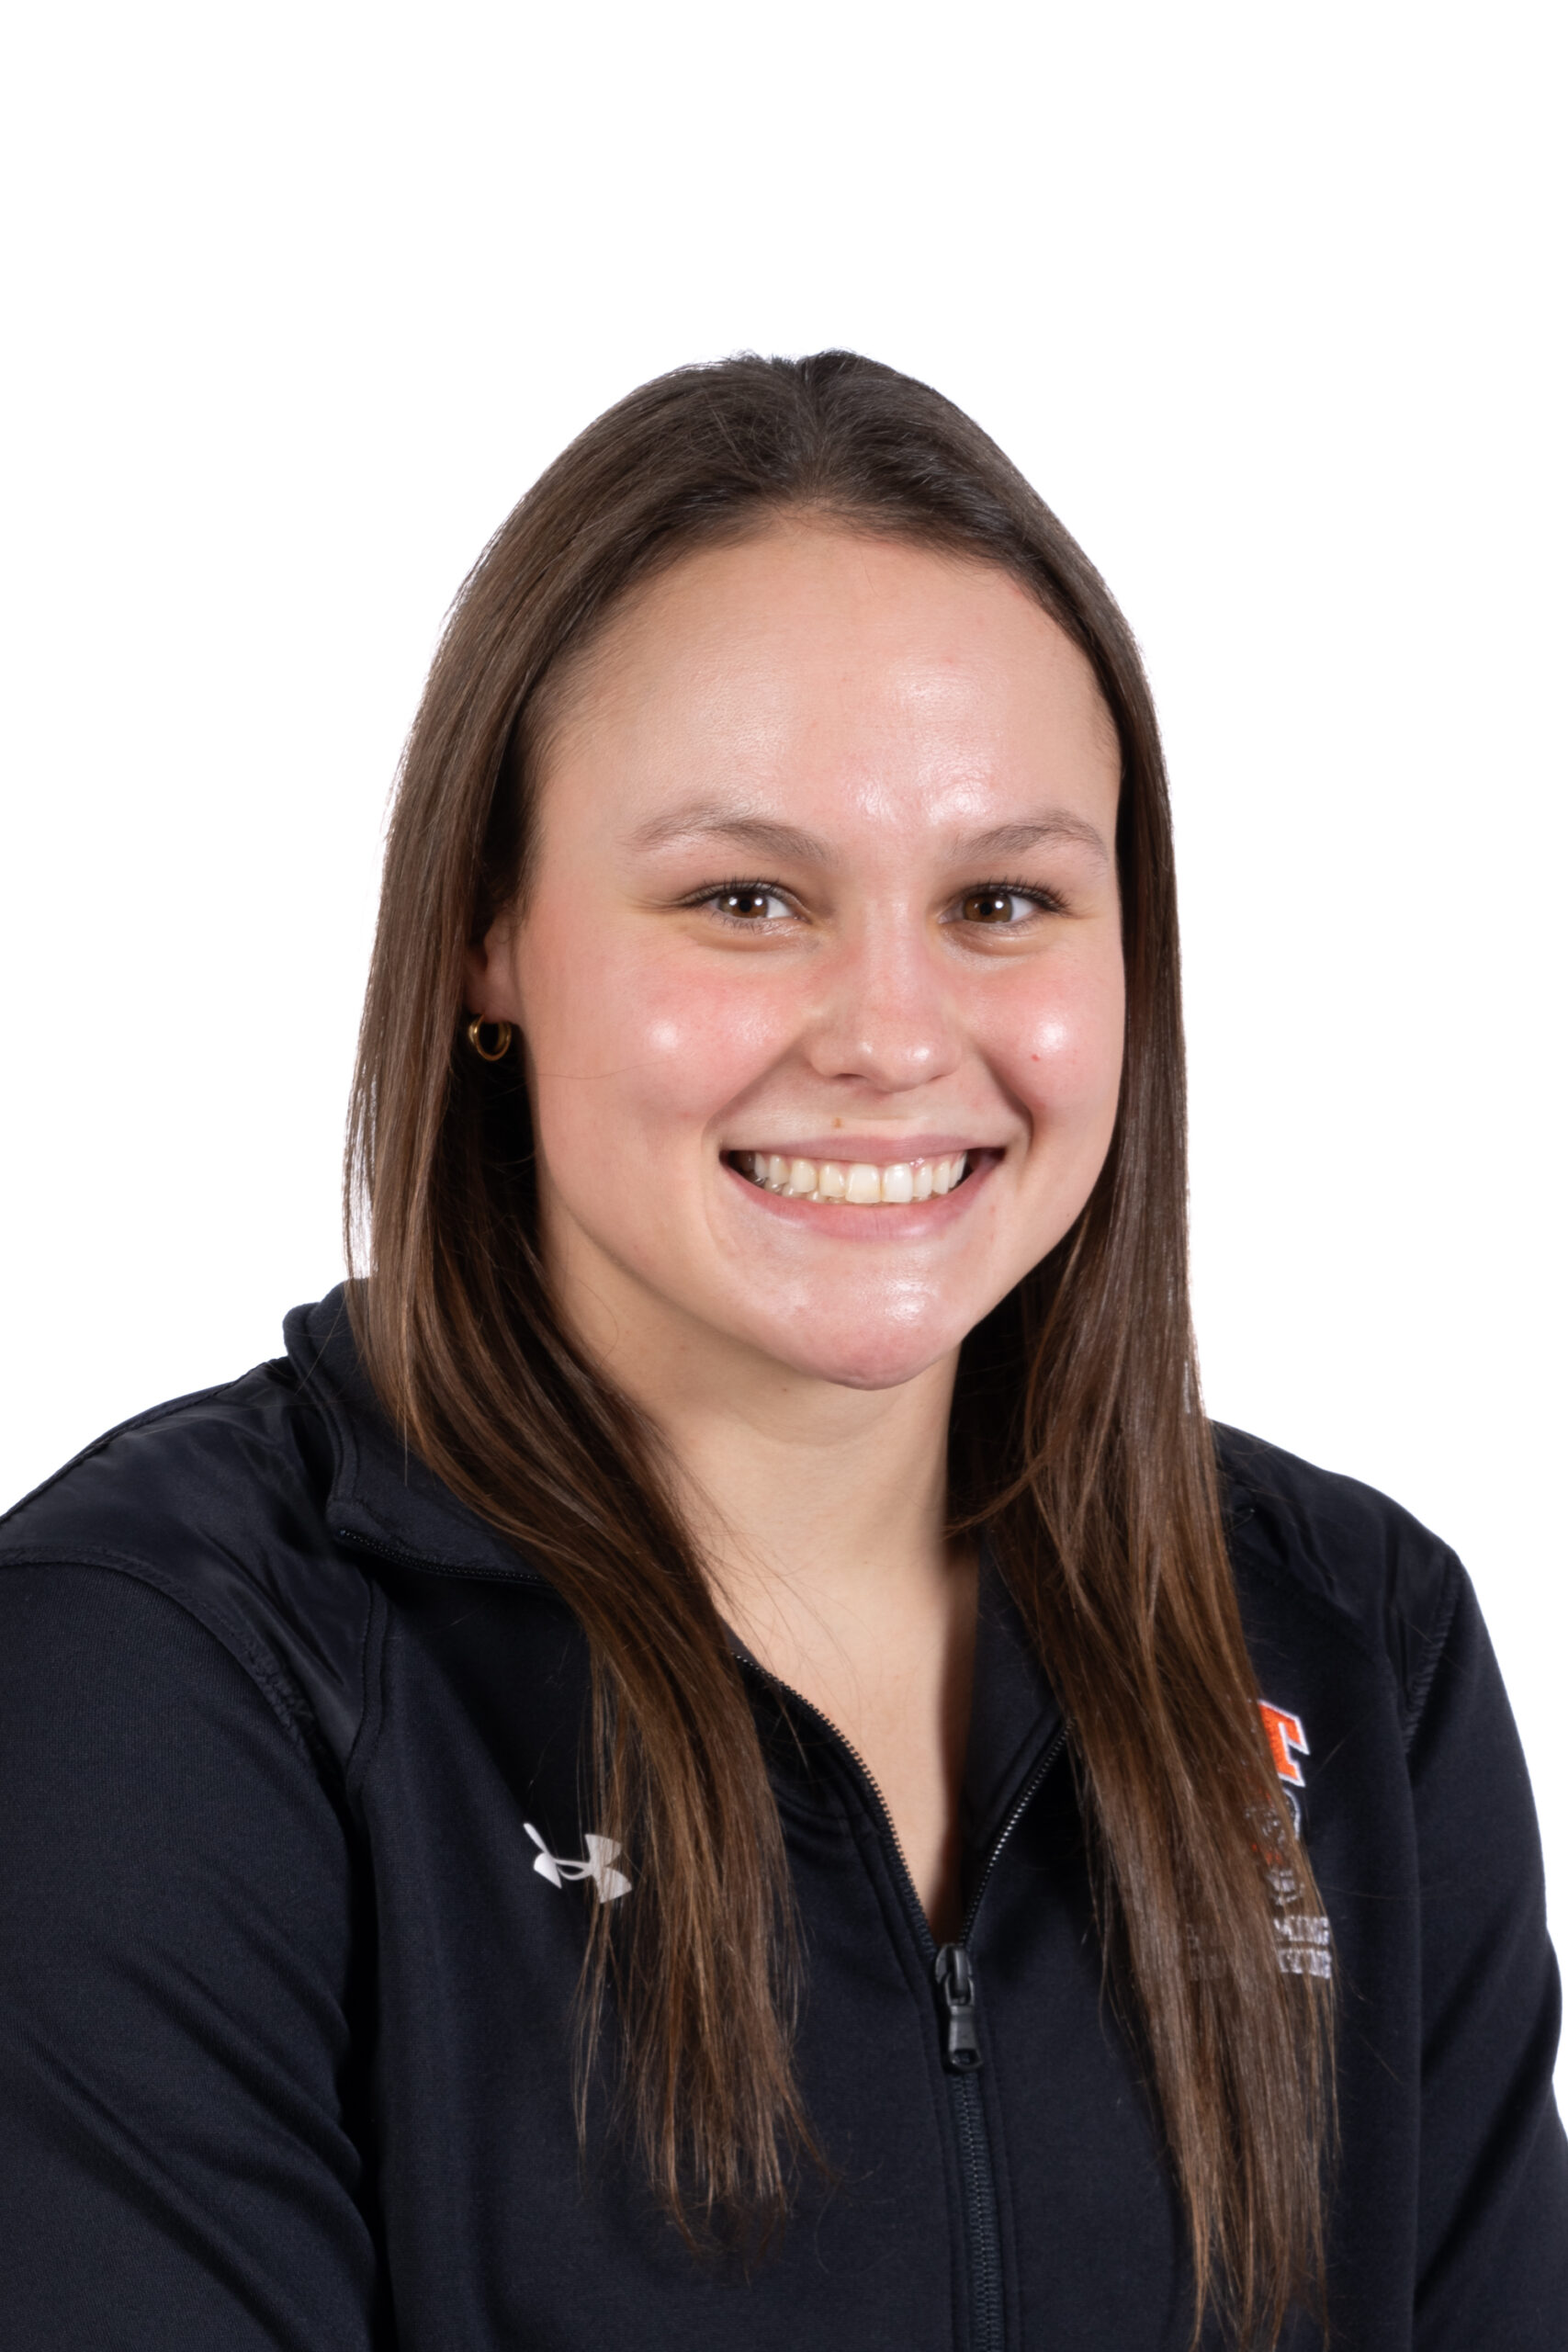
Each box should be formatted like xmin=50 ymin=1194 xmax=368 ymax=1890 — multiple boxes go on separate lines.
xmin=345 ymin=352 xmax=1332 ymax=2345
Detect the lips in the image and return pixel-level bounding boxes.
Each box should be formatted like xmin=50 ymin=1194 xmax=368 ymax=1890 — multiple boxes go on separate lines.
xmin=729 ymin=1150 xmax=972 ymax=1204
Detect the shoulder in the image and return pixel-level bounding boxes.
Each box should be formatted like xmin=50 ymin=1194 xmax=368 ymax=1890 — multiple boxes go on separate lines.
xmin=0 ymin=1345 xmax=372 ymax=1770
xmin=1213 ymin=1421 xmax=1465 ymax=1744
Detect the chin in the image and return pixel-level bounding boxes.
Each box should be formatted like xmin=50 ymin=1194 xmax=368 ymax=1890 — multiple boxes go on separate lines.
xmin=753 ymin=1317 xmax=969 ymax=1394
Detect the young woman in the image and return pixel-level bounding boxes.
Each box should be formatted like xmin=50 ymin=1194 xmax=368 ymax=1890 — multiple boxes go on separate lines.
xmin=1 ymin=353 xmax=1562 ymax=2351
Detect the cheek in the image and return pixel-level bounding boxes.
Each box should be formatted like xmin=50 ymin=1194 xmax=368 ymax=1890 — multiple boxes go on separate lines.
xmin=516 ymin=923 xmax=791 ymax=1150
xmin=983 ymin=952 xmax=1126 ymax=1130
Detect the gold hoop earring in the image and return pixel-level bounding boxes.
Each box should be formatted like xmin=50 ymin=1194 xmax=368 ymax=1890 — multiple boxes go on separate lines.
xmin=466 ymin=1017 xmax=513 ymax=1062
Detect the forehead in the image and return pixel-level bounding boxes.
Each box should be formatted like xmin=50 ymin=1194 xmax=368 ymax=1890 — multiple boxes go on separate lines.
xmin=535 ymin=521 xmax=1121 ymax=844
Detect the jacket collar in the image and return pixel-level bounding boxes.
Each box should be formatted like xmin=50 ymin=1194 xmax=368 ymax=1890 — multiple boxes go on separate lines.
xmin=284 ymin=1285 xmax=536 ymax=1580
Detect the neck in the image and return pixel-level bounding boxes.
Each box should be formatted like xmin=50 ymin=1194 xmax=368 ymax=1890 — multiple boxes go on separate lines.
xmin=629 ymin=1327 xmax=960 ymax=1624
xmin=555 ymin=1265 xmax=959 ymax=1645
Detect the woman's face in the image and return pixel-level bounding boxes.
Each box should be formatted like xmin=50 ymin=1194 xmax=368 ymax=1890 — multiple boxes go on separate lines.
xmin=469 ymin=522 xmax=1125 ymax=1396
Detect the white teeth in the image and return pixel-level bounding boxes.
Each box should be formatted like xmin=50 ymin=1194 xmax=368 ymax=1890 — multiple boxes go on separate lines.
xmin=735 ymin=1150 xmax=973 ymax=1204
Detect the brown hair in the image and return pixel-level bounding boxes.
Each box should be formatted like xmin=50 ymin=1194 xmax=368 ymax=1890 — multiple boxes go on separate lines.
xmin=345 ymin=351 xmax=1332 ymax=2345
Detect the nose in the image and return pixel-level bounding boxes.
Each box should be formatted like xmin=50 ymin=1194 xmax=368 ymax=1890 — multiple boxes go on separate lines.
xmin=800 ymin=912 xmax=964 ymax=1094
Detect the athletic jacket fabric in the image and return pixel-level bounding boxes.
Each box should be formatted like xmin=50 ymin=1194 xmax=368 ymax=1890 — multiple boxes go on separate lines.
xmin=0 ymin=1287 xmax=1563 ymax=2350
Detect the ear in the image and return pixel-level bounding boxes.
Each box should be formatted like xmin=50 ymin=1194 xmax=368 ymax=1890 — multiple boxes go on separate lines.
xmin=463 ymin=917 xmax=525 ymax=1024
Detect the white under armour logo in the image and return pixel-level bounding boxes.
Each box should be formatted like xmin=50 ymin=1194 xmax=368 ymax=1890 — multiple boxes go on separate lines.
xmin=523 ymin=1821 xmax=631 ymax=1904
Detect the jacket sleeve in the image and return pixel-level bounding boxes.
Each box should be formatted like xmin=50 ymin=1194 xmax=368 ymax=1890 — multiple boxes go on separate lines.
xmin=0 ymin=1561 xmax=385 ymax=2349
xmin=1409 ymin=1561 xmax=1568 ymax=2347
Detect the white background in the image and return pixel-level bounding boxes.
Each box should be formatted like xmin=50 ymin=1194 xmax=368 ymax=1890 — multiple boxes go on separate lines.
xmin=3 ymin=3 xmax=1563 ymax=2095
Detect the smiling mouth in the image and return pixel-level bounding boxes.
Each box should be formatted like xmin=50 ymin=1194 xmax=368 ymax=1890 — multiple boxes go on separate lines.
xmin=728 ymin=1150 xmax=973 ymax=1204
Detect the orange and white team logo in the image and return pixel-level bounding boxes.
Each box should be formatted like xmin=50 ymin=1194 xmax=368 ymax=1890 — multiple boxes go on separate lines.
xmin=1258 ymin=1701 xmax=1309 ymax=1797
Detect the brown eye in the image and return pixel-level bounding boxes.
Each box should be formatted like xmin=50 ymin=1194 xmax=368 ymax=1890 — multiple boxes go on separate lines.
xmin=710 ymin=887 xmax=789 ymax=922
xmin=962 ymin=888 xmax=1024 ymax=924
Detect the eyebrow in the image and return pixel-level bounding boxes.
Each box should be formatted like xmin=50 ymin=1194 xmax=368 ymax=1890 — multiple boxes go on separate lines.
xmin=630 ymin=801 xmax=1112 ymax=867
xmin=958 ymin=815 xmax=1112 ymax=867
xmin=630 ymin=805 xmax=830 ymax=862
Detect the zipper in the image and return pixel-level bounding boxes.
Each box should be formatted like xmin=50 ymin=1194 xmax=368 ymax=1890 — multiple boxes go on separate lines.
xmin=958 ymin=1727 xmax=1067 ymax=1946
xmin=934 ymin=1728 xmax=1066 ymax=2352
xmin=941 ymin=2006 xmax=1004 ymax=2352
xmin=737 ymin=1652 xmax=1066 ymax=2352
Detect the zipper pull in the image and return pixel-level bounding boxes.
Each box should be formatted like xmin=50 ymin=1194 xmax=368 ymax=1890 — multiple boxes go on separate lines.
xmin=935 ymin=1943 xmax=983 ymax=2073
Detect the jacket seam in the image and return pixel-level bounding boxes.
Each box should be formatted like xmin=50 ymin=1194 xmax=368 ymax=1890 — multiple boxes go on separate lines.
xmin=1230 ymin=1498 xmax=1468 ymax=1751
xmin=0 ymin=1374 xmax=268 ymax=1532
xmin=0 ymin=1544 xmax=321 ymax=1766
xmin=1227 ymin=1522 xmax=1393 ymax=1676
xmin=344 ymin=1577 xmax=390 ymax=1804
xmin=1399 ymin=1549 xmax=1465 ymax=1753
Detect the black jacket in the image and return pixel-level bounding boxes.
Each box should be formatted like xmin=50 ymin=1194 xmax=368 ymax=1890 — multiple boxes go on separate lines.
xmin=1 ymin=1289 xmax=1563 ymax=2350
